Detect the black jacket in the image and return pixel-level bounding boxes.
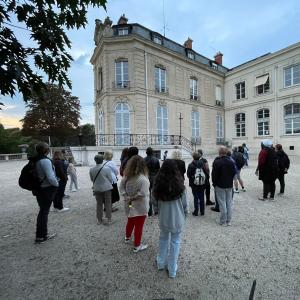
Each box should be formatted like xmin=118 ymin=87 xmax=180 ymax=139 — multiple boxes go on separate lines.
xmin=276 ymin=150 xmax=290 ymax=173
xmin=144 ymin=155 xmax=160 ymax=187
xmin=212 ymin=156 xmax=236 ymax=188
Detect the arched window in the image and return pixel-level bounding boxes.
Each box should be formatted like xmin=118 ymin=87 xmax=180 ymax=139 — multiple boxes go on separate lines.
xmin=257 ymin=109 xmax=270 ymax=136
xmin=235 ymin=113 xmax=246 ymax=137
xmin=284 ymin=103 xmax=300 ymax=134
xmin=216 ymin=113 xmax=224 ymax=144
xmin=115 ymin=103 xmax=130 ymax=145
xmin=191 ymin=111 xmax=200 ymax=144
xmin=157 ymin=105 xmax=168 ymax=144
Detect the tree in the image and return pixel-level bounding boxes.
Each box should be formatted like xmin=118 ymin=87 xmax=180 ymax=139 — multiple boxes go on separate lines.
xmin=78 ymin=123 xmax=95 ymax=146
xmin=21 ymin=83 xmax=80 ymax=145
xmin=0 ymin=124 xmax=31 ymax=153
xmin=0 ymin=0 xmax=107 ymax=104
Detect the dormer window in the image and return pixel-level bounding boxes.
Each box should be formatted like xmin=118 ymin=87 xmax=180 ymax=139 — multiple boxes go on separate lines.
xmin=211 ymin=62 xmax=218 ymax=69
xmin=153 ymin=36 xmax=162 ymax=45
xmin=118 ymin=27 xmax=128 ymax=35
xmin=187 ymin=51 xmax=195 ymax=60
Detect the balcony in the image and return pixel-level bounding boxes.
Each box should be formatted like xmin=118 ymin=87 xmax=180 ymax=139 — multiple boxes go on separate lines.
xmin=112 ymin=81 xmax=130 ymax=89
xmin=216 ymin=138 xmax=225 ymax=145
xmin=190 ymin=137 xmax=201 ymax=145
xmin=155 ymin=87 xmax=169 ymax=94
xmin=215 ymin=100 xmax=224 ymax=107
xmin=190 ymin=95 xmax=200 ymax=101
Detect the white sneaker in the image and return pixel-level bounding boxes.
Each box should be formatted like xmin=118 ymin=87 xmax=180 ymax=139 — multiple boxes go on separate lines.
xmin=234 ymin=189 xmax=239 ymax=193
xmin=133 ymin=244 xmax=148 ymax=253
xmin=227 ymin=222 xmax=232 ymax=226
xmin=125 ymin=237 xmax=131 ymax=243
xmin=71 ymin=189 xmax=77 ymax=193
xmin=58 ymin=207 xmax=70 ymax=212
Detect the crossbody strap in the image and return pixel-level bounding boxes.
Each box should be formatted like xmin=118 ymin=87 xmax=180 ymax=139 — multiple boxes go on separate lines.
xmin=93 ymin=161 xmax=108 ymax=185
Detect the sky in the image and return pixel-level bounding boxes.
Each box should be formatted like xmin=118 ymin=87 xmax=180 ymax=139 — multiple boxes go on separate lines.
xmin=1 ymin=0 xmax=300 ymax=128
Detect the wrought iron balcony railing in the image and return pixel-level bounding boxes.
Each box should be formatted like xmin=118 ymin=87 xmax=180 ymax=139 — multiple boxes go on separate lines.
xmin=112 ymin=81 xmax=130 ymax=89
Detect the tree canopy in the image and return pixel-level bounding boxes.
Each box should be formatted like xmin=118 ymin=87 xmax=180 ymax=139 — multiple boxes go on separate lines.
xmin=21 ymin=83 xmax=81 ymax=144
xmin=0 ymin=0 xmax=107 ymax=104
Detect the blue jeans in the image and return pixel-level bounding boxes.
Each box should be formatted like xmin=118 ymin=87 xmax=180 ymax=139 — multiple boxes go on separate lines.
xmin=215 ymin=186 xmax=233 ymax=224
xmin=157 ymin=230 xmax=182 ymax=278
xmin=192 ymin=187 xmax=205 ymax=215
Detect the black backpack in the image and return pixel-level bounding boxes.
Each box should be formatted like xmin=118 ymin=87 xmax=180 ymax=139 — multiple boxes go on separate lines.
xmin=233 ymin=152 xmax=245 ymax=169
xmin=19 ymin=156 xmax=47 ymax=191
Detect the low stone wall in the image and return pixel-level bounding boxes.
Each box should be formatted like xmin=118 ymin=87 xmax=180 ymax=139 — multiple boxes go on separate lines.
xmin=0 ymin=153 xmax=27 ymax=161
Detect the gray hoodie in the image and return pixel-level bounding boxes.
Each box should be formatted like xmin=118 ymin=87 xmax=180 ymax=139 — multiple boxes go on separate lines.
xmin=153 ymin=189 xmax=188 ymax=233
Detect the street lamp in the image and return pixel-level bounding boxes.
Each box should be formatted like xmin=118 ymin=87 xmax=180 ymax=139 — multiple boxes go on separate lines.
xmin=179 ymin=113 xmax=183 ymax=145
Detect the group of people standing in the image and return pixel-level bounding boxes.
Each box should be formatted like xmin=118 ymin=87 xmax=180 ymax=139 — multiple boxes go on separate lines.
xmin=29 ymin=140 xmax=290 ymax=279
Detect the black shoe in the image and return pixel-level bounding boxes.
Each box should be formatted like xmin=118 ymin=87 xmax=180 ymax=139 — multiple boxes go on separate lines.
xmin=192 ymin=211 xmax=198 ymax=216
xmin=200 ymin=212 xmax=205 ymax=216
xmin=206 ymin=201 xmax=215 ymax=206
xmin=210 ymin=207 xmax=220 ymax=212
xmin=35 ymin=233 xmax=56 ymax=244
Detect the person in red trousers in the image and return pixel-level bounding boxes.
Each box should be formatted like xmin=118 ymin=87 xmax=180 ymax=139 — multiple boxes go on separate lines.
xmin=119 ymin=155 xmax=150 ymax=253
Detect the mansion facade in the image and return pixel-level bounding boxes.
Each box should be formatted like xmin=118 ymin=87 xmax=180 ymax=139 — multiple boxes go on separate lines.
xmin=91 ymin=15 xmax=300 ymax=156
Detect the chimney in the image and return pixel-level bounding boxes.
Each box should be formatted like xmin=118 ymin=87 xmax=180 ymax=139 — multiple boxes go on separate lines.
xmin=184 ymin=37 xmax=193 ymax=49
xmin=118 ymin=14 xmax=128 ymax=25
xmin=214 ymin=51 xmax=223 ymax=65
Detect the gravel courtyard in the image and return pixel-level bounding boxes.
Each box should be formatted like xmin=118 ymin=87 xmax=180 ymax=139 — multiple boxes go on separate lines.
xmin=0 ymin=156 xmax=299 ymax=300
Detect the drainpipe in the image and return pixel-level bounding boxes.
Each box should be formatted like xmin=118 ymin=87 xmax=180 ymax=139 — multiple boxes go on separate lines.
xmin=145 ymin=51 xmax=150 ymax=141
xmin=274 ymin=65 xmax=278 ymax=143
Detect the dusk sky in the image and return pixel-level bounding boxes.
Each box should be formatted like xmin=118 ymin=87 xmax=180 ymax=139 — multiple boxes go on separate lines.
xmin=1 ymin=0 xmax=300 ymax=128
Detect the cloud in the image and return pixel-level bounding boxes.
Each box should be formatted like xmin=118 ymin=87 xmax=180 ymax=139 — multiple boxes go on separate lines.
xmin=0 ymin=114 xmax=22 ymax=128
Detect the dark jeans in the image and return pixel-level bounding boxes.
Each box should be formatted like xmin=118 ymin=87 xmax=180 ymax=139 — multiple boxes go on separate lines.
xmin=214 ymin=190 xmax=219 ymax=210
xmin=192 ymin=188 xmax=205 ymax=215
xmin=53 ymin=180 xmax=67 ymax=209
xmin=36 ymin=186 xmax=57 ymax=238
xmin=263 ymin=181 xmax=276 ymax=198
xmin=205 ymin=183 xmax=211 ymax=203
xmin=278 ymin=173 xmax=285 ymax=194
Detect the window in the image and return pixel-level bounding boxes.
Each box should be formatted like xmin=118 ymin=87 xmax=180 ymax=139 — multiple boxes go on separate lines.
xmin=98 ymin=111 xmax=105 ymax=144
xmin=190 ymin=78 xmax=198 ymax=100
xmin=153 ymin=36 xmax=162 ymax=45
xmin=187 ymin=52 xmax=195 ymax=59
xmin=235 ymin=113 xmax=246 ymax=137
xmin=284 ymin=64 xmax=300 ymax=87
xmin=284 ymin=103 xmax=300 ymax=134
xmin=235 ymin=81 xmax=246 ymax=99
xmin=191 ymin=111 xmax=200 ymax=143
xmin=256 ymin=74 xmax=270 ymax=94
xmin=157 ymin=105 xmax=168 ymax=144
xmin=118 ymin=27 xmax=128 ymax=35
xmin=115 ymin=103 xmax=130 ymax=145
xmin=115 ymin=60 xmax=129 ymax=88
xmin=155 ymin=66 xmax=166 ymax=92
xmin=216 ymin=113 xmax=224 ymax=144
xmin=216 ymin=86 xmax=222 ymax=101
xmin=97 ymin=68 xmax=103 ymax=91
xmin=257 ymin=109 xmax=270 ymax=136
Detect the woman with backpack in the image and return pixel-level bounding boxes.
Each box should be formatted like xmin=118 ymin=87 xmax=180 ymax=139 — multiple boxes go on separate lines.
xmin=187 ymin=151 xmax=209 ymax=216
xmin=119 ymin=155 xmax=150 ymax=253
xmin=152 ymin=159 xmax=188 ymax=278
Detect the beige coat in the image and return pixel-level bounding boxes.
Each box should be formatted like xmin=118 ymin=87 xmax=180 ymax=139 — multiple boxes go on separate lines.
xmin=119 ymin=175 xmax=150 ymax=218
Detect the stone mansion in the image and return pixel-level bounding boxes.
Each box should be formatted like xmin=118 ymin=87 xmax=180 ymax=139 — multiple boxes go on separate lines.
xmin=90 ymin=15 xmax=300 ymax=156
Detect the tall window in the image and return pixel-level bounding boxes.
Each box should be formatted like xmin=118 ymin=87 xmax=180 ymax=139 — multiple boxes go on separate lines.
xmin=235 ymin=113 xmax=246 ymax=137
xmin=284 ymin=64 xmax=300 ymax=87
xmin=98 ymin=111 xmax=104 ymax=145
xmin=98 ymin=67 xmax=103 ymax=91
xmin=256 ymin=74 xmax=270 ymax=94
xmin=153 ymin=36 xmax=162 ymax=45
xmin=284 ymin=103 xmax=300 ymax=134
xmin=115 ymin=103 xmax=130 ymax=145
xmin=190 ymin=78 xmax=198 ymax=100
xmin=216 ymin=113 xmax=224 ymax=144
xmin=155 ymin=66 xmax=166 ymax=92
xmin=157 ymin=105 xmax=168 ymax=144
xmin=115 ymin=60 xmax=129 ymax=88
xmin=235 ymin=81 xmax=246 ymax=99
xmin=216 ymin=86 xmax=222 ymax=101
xmin=257 ymin=109 xmax=270 ymax=136
xmin=118 ymin=27 xmax=128 ymax=35
xmin=191 ymin=111 xmax=200 ymax=143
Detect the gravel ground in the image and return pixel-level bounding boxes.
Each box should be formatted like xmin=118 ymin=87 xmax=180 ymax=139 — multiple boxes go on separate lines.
xmin=0 ymin=156 xmax=300 ymax=300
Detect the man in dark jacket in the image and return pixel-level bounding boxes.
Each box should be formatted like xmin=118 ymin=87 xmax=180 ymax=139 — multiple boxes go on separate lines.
xmin=256 ymin=140 xmax=278 ymax=201
xmin=212 ymin=146 xmax=236 ymax=226
xmin=144 ymin=147 xmax=160 ymax=216
xmin=275 ymin=144 xmax=290 ymax=195
xmin=187 ymin=152 xmax=209 ymax=216
xmin=232 ymin=146 xmax=246 ymax=193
